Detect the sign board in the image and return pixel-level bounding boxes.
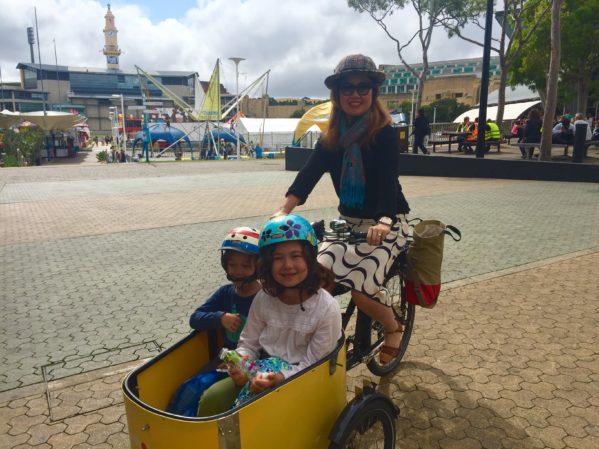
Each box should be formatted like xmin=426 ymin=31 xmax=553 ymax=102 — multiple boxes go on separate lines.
xmin=128 ymin=106 xmax=145 ymax=110
xmin=144 ymin=101 xmax=163 ymax=106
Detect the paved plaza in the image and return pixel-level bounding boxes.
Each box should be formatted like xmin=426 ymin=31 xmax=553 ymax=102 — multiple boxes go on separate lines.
xmin=0 ymin=156 xmax=598 ymax=448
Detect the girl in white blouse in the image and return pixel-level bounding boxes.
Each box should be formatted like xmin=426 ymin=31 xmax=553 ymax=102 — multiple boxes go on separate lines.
xmin=197 ymin=214 xmax=342 ymax=417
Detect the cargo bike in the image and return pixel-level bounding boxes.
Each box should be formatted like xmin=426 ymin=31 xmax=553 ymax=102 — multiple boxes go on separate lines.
xmin=122 ymin=219 xmax=415 ymax=449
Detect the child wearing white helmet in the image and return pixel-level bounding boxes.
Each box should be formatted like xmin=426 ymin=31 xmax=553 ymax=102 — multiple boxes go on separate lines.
xmin=189 ymin=226 xmax=261 ymax=349
xmin=166 ymin=227 xmax=261 ymax=417
xmin=197 ymin=214 xmax=342 ymax=417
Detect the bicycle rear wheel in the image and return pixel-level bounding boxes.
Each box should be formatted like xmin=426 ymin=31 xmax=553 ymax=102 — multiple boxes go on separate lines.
xmin=366 ymin=274 xmax=415 ymax=376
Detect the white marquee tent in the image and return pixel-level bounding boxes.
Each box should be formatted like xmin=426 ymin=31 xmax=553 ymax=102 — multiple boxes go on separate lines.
xmin=453 ymin=100 xmax=542 ymax=124
xmin=236 ymin=118 xmax=300 ymax=150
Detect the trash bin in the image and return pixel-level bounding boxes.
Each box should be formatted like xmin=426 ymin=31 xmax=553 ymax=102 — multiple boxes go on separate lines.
xmin=395 ymin=125 xmax=409 ymax=153
xmin=255 ymin=146 xmax=263 ymax=159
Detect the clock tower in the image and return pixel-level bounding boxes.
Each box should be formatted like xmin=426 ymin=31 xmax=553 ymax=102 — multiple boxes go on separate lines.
xmin=102 ymin=4 xmax=121 ymax=70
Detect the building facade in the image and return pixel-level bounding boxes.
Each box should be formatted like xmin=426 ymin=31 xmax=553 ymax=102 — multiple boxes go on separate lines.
xmin=379 ymin=56 xmax=501 ymax=108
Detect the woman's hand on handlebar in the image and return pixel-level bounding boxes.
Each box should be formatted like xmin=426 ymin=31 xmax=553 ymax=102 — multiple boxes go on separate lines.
xmin=367 ymin=222 xmax=392 ymax=246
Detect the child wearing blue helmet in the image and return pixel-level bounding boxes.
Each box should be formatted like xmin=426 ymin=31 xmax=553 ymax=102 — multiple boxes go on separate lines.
xmin=197 ymin=214 xmax=342 ymax=417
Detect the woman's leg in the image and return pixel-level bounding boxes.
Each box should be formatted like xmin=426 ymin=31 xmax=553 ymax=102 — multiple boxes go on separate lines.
xmin=351 ymin=290 xmax=402 ymax=363
xmin=196 ymin=377 xmax=242 ymax=417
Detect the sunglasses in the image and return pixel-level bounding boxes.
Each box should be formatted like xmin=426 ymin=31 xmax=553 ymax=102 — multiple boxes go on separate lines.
xmin=339 ymin=83 xmax=374 ymax=96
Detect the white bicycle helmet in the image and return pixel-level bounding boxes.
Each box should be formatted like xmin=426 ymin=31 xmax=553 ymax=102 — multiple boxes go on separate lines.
xmin=220 ymin=227 xmax=260 ymax=274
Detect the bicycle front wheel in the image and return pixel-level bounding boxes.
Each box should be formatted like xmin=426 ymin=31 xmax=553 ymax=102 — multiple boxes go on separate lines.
xmin=366 ymin=274 xmax=415 ymax=376
xmin=329 ymin=397 xmax=397 ymax=449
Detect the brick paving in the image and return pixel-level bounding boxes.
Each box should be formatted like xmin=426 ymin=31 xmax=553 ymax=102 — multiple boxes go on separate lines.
xmin=1 ymin=159 xmax=598 ymax=448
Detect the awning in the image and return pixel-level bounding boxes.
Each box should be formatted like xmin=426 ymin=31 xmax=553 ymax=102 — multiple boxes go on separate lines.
xmin=0 ymin=110 xmax=82 ymax=130
xmin=453 ymin=100 xmax=542 ymax=123
xmin=293 ymin=102 xmax=331 ymax=144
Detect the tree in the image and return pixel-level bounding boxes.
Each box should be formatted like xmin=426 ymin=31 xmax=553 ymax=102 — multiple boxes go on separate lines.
xmin=509 ymin=0 xmax=599 ymax=114
xmin=540 ymin=0 xmax=563 ymax=162
xmin=2 ymin=128 xmax=45 ymax=166
xmin=422 ymin=98 xmax=470 ymax=122
xmin=441 ymin=0 xmax=550 ymax=126
xmin=348 ymin=0 xmax=472 ymax=111
xmin=291 ymin=109 xmax=306 ymax=118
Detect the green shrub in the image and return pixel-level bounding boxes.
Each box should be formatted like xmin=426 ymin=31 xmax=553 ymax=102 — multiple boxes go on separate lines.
xmin=2 ymin=154 xmax=19 ymax=167
xmin=96 ymin=150 xmax=108 ymax=162
xmin=3 ymin=128 xmax=44 ymax=165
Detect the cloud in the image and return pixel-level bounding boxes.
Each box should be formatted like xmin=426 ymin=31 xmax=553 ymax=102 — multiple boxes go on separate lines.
xmin=0 ymin=0 xmax=488 ymax=98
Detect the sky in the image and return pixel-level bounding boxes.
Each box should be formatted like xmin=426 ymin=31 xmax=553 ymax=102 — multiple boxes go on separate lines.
xmin=0 ymin=0 xmax=493 ymax=99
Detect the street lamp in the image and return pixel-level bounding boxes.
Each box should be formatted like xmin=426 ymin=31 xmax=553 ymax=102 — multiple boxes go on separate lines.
xmin=229 ymin=57 xmax=245 ymax=159
xmin=112 ymin=94 xmax=127 ymax=157
xmin=108 ymin=106 xmax=117 ymax=145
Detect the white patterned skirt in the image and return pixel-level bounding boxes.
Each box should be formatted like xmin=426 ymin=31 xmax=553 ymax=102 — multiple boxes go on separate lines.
xmin=317 ymin=215 xmax=409 ymax=306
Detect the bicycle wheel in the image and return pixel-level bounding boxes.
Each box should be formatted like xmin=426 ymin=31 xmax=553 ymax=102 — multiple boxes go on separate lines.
xmin=366 ymin=274 xmax=415 ymax=376
xmin=329 ymin=398 xmax=397 ymax=449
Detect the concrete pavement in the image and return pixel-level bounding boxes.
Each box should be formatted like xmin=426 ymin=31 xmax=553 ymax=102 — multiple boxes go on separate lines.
xmin=1 ymin=159 xmax=598 ymax=448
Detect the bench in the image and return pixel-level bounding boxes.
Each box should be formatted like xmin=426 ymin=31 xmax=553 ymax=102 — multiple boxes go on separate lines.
xmin=584 ymin=140 xmax=599 ymax=152
xmin=503 ymin=134 xmax=517 ymax=145
xmin=428 ymin=139 xmax=452 ymax=153
xmin=461 ymin=140 xmax=501 ymax=153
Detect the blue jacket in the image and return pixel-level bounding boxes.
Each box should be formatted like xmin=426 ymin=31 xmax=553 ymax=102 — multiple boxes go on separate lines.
xmin=189 ymin=284 xmax=256 ymax=349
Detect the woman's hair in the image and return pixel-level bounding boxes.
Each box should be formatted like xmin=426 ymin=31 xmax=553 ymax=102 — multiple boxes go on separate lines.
xmin=528 ymin=108 xmax=541 ymax=120
xmin=258 ymin=242 xmax=334 ymax=298
xmin=320 ymin=82 xmax=391 ymax=150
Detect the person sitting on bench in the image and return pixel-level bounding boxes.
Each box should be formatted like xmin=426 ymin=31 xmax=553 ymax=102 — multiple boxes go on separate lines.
xmin=573 ymin=113 xmax=592 ymax=141
xmin=552 ymin=115 xmax=575 ymax=145
xmin=519 ymin=108 xmax=542 ymax=159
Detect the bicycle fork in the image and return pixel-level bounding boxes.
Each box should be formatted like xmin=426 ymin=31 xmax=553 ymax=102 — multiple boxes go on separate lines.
xmin=344 ymin=301 xmax=383 ymax=370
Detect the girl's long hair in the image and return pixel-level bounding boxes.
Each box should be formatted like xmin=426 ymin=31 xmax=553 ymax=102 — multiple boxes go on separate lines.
xmin=320 ymin=83 xmax=391 ymax=150
xmin=258 ymin=242 xmax=334 ymax=298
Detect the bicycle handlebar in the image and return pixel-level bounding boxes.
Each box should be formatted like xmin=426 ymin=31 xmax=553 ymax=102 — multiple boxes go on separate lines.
xmin=312 ymin=219 xmax=402 ymax=245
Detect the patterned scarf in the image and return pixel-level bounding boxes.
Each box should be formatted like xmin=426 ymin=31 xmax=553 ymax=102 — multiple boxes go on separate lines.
xmin=339 ymin=113 xmax=369 ymax=209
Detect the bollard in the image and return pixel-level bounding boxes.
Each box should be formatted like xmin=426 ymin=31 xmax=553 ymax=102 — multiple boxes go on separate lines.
xmin=572 ymin=123 xmax=587 ymax=163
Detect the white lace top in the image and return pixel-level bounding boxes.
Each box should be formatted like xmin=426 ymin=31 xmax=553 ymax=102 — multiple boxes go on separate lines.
xmin=236 ymin=288 xmax=342 ymax=378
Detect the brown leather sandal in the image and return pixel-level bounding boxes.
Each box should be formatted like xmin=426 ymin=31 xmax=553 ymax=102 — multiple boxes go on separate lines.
xmin=379 ymin=320 xmax=403 ymax=364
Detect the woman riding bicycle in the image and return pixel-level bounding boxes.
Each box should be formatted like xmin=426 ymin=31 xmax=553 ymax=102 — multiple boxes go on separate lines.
xmin=273 ymin=54 xmax=410 ymax=364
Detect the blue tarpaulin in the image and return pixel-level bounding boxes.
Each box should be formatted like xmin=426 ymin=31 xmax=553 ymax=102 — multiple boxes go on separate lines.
xmin=201 ymin=128 xmax=246 ymax=146
xmin=133 ymin=123 xmax=192 ymax=149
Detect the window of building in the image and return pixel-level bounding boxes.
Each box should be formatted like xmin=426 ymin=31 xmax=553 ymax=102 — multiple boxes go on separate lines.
xmin=23 ymin=68 xmax=38 ymax=89
xmin=435 ymin=94 xmax=442 ymax=100
xmin=454 ymin=92 xmax=463 ymax=98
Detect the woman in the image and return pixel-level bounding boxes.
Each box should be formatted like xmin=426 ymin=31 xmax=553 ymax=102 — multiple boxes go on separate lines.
xmin=519 ymin=108 xmax=542 ymax=159
xmin=272 ymin=54 xmax=410 ymax=364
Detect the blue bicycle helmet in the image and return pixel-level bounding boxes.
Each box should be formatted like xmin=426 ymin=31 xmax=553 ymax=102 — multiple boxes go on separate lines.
xmin=259 ymin=214 xmax=318 ymax=250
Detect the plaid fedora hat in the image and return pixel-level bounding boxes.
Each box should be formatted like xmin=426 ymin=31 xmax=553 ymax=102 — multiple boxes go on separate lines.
xmin=324 ymin=54 xmax=386 ymax=89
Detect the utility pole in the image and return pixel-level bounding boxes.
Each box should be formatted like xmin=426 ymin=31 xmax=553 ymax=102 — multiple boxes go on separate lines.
xmin=34 ymin=7 xmax=46 ymax=114
xmin=229 ymin=57 xmax=245 ymax=160
xmin=53 ymin=38 xmax=61 ymax=107
xmin=476 ymin=0 xmax=494 ymax=159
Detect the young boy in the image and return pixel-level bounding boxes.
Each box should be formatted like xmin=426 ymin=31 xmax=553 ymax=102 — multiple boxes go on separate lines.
xmin=166 ymin=227 xmax=261 ymax=416
xmin=189 ymin=226 xmax=262 ymax=349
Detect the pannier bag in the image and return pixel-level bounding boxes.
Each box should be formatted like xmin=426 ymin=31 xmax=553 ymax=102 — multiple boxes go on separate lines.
xmin=405 ymin=220 xmax=461 ymax=308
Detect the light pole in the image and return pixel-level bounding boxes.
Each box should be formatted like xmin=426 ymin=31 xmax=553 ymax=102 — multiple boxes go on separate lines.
xmin=229 ymin=57 xmax=245 ymax=159
xmin=108 ymin=106 xmax=118 ymax=148
xmin=112 ymin=94 xmax=127 ymax=157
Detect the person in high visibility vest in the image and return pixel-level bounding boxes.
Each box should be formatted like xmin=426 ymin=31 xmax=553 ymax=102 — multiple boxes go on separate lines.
xmin=485 ymin=119 xmax=501 ymax=141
